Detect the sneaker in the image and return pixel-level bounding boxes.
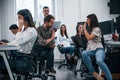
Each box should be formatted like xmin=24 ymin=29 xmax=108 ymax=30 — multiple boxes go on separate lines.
xmin=50 ymin=68 xmax=56 ymax=73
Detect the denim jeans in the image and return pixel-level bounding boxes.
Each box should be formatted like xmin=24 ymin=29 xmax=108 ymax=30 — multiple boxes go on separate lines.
xmin=60 ymin=47 xmax=74 ymax=55
xmin=81 ymin=48 xmax=112 ymax=80
xmin=33 ymin=45 xmax=54 ymax=70
xmin=39 ymin=48 xmax=54 ymax=70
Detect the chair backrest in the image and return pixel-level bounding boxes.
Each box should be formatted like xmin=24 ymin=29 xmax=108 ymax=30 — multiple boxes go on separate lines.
xmin=71 ymin=35 xmax=87 ymax=50
xmin=57 ymin=45 xmax=64 ymax=54
xmin=30 ymin=36 xmax=39 ymax=57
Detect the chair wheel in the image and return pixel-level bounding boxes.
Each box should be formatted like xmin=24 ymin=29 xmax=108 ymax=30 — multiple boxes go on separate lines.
xmin=81 ymin=73 xmax=84 ymax=77
xmin=74 ymin=72 xmax=77 ymax=75
xmin=53 ymin=76 xmax=56 ymax=80
xmin=58 ymin=66 xmax=61 ymax=69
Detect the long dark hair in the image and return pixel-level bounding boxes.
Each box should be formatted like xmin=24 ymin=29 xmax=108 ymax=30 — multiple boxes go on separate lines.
xmin=60 ymin=24 xmax=68 ymax=38
xmin=17 ymin=9 xmax=35 ymax=28
xmin=76 ymin=22 xmax=84 ymax=35
xmin=87 ymin=14 xmax=99 ymax=33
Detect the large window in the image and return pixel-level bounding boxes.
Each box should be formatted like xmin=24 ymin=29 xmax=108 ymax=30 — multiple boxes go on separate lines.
xmin=16 ymin=0 xmax=34 ymax=18
xmin=16 ymin=0 xmax=54 ymax=20
xmin=37 ymin=0 xmax=53 ymax=20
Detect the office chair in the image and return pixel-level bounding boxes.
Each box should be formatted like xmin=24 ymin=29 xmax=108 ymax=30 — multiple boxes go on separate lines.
xmin=9 ymin=37 xmax=56 ymax=80
xmin=29 ymin=40 xmax=56 ymax=80
xmin=57 ymin=44 xmax=76 ymax=70
xmin=70 ymin=36 xmax=88 ymax=77
xmin=8 ymin=37 xmax=48 ymax=80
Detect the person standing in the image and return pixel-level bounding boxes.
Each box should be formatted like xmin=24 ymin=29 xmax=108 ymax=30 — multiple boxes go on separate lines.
xmin=36 ymin=6 xmax=50 ymax=27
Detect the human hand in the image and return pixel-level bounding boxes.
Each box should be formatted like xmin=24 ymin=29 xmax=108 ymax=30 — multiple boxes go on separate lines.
xmin=83 ymin=21 xmax=87 ymax=28
xmin=61 ymin=44 xmax=64 ymax=47
xmin=0 ymin=41 xmax=7 ymax=45
xmin=50 ymin=44 xmax=55 ymax=48
xmin=18 ymin=19 xmax=24 ymax=32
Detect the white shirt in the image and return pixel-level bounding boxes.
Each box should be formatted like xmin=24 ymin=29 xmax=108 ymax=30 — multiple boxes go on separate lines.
xmin=7 ymin=27 xmax=38 ymax=54
xmin=57 ymin=34 xmax=71 ymax=47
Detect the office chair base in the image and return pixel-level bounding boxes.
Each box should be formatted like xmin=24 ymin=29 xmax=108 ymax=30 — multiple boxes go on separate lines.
xmin=58 ymin=63 xmax=70 ymax=69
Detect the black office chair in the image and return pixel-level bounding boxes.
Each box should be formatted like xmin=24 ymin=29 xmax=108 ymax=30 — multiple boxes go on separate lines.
xmin=57 ymin=45 xmax=72 ymax=69
xmin=31 ymin=46 xmax=56 ymax=80
xmin=70 ymin=36 xmax=88 ymax=77
xmin=8 ymin=37 xmax=55 ymax=80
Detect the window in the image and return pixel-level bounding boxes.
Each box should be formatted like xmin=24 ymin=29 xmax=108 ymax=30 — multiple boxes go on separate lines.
xmin=36 ymin=0 xmax=53 ymax=20
xmin=16 ymin=0 xmax=54 ymax=21
xmin=16 ymin=0 xmax=34 ymax=18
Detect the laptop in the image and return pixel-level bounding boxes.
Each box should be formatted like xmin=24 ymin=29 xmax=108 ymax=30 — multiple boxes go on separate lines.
xmin=52 ymin=21 xmax=61 ymax=29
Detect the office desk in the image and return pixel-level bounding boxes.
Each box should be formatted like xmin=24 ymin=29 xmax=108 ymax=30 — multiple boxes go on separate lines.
xmin=0 ymin=45 xmax=20 ymax=80
xmin=105 ymin=41 xmax=120 ymax=74
xmin=105 ymin=41 xmax=120 ymax=47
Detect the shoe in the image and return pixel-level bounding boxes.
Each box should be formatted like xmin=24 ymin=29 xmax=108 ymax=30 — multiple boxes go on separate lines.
xmin=97 ymin=76 xmax=104 ymax=80
xmin=93 ymin=72 xmax=104 ymax=80
xmin=50 ymin=68 xmax=56 ymax=73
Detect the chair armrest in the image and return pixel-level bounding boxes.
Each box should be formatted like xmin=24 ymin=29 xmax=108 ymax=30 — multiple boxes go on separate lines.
xmin=11 ymin=52 xmax=34 ymax=59
xmin=105 ymin=46 xmax=111 ymax=55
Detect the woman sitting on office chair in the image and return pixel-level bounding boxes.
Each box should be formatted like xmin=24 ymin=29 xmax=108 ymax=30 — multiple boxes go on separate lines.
xmin=0 ymin=9 xmax=37 ymax=79
xmin=74 ymin=23 xmax=87 ymax=58
xmin=81 ymin=14 xmax=112 ymax=80
xmin=0 ymin=9 xmax=37 ymax=54
xmin=57 ymin=24 xmax=74 ymax=60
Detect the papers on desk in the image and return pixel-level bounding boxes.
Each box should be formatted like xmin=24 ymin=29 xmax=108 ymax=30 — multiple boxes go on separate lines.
xmin=103 ymin=34 xmax=113 ymax=41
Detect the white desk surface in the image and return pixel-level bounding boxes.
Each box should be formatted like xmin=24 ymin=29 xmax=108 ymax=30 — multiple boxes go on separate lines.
xmin=105 ymin=41 xmax=120 ymax=47
xmin=0 ymin=45 xmax=20 ymax=51
xmin=0 ymin=45 xmax=20 ymax=80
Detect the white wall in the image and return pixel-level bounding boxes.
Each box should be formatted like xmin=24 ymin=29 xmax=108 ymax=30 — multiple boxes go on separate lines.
xmin=55 ymin=0 xmax=81 ymax=37
xmin=80 ymin=0 xmax=119 ymax=22
xmin=0 ymin=0 xmax=16 ymax=41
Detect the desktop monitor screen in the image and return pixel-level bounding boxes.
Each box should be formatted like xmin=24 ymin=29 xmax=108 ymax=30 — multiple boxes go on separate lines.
xmin=99 ymin=20 xmax=115 ymax=35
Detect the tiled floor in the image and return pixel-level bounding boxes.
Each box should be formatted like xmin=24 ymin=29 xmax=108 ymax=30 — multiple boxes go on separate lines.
xmin=48 ymin=63 xmax=83 ymax=80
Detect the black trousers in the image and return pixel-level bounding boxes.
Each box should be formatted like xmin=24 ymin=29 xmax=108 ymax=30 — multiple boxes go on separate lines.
xmin=33 ymin=45 xmax=54 ymax=70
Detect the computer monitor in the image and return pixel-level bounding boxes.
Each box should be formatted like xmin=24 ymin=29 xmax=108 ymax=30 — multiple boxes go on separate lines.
xmin=99 ymin=19 xmax=115 ymax=35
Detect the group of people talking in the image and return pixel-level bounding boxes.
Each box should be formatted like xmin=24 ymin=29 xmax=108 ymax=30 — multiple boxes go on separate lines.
xmin=0 ymin=6 xmax=113 ymax=80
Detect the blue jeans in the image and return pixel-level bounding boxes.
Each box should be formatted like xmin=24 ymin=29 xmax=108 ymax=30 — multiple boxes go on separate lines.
xmin=60 ymin=47 xmax=74 ymax=55
xmin=81 ymin=48 xmax=112 ymax=80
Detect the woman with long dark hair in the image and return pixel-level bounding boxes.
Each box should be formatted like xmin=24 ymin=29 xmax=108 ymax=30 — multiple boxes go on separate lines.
xmin=73 ymin=23 xmax=87 ymax=59
xmin=0 ymin=9 xmax=37 ymax=79
xmin=1 ymin=9 xmax=37 ymax=54
xmin=82 ymin=14 xmax=112 ymax=80
xmin=57 ymin=24 xmax=74 ymax=60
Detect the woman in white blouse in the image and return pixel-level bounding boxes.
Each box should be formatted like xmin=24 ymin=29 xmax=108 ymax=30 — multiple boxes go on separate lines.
xmin=57 ymin=24 xmax=74 ymax=60
xmin=82 ymin=14 xmax=112 ymax=80
xmin=0 ymin=9 xmax=38 ymax=79
xmin=1 ymin=9 xmax=37 ymax=54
